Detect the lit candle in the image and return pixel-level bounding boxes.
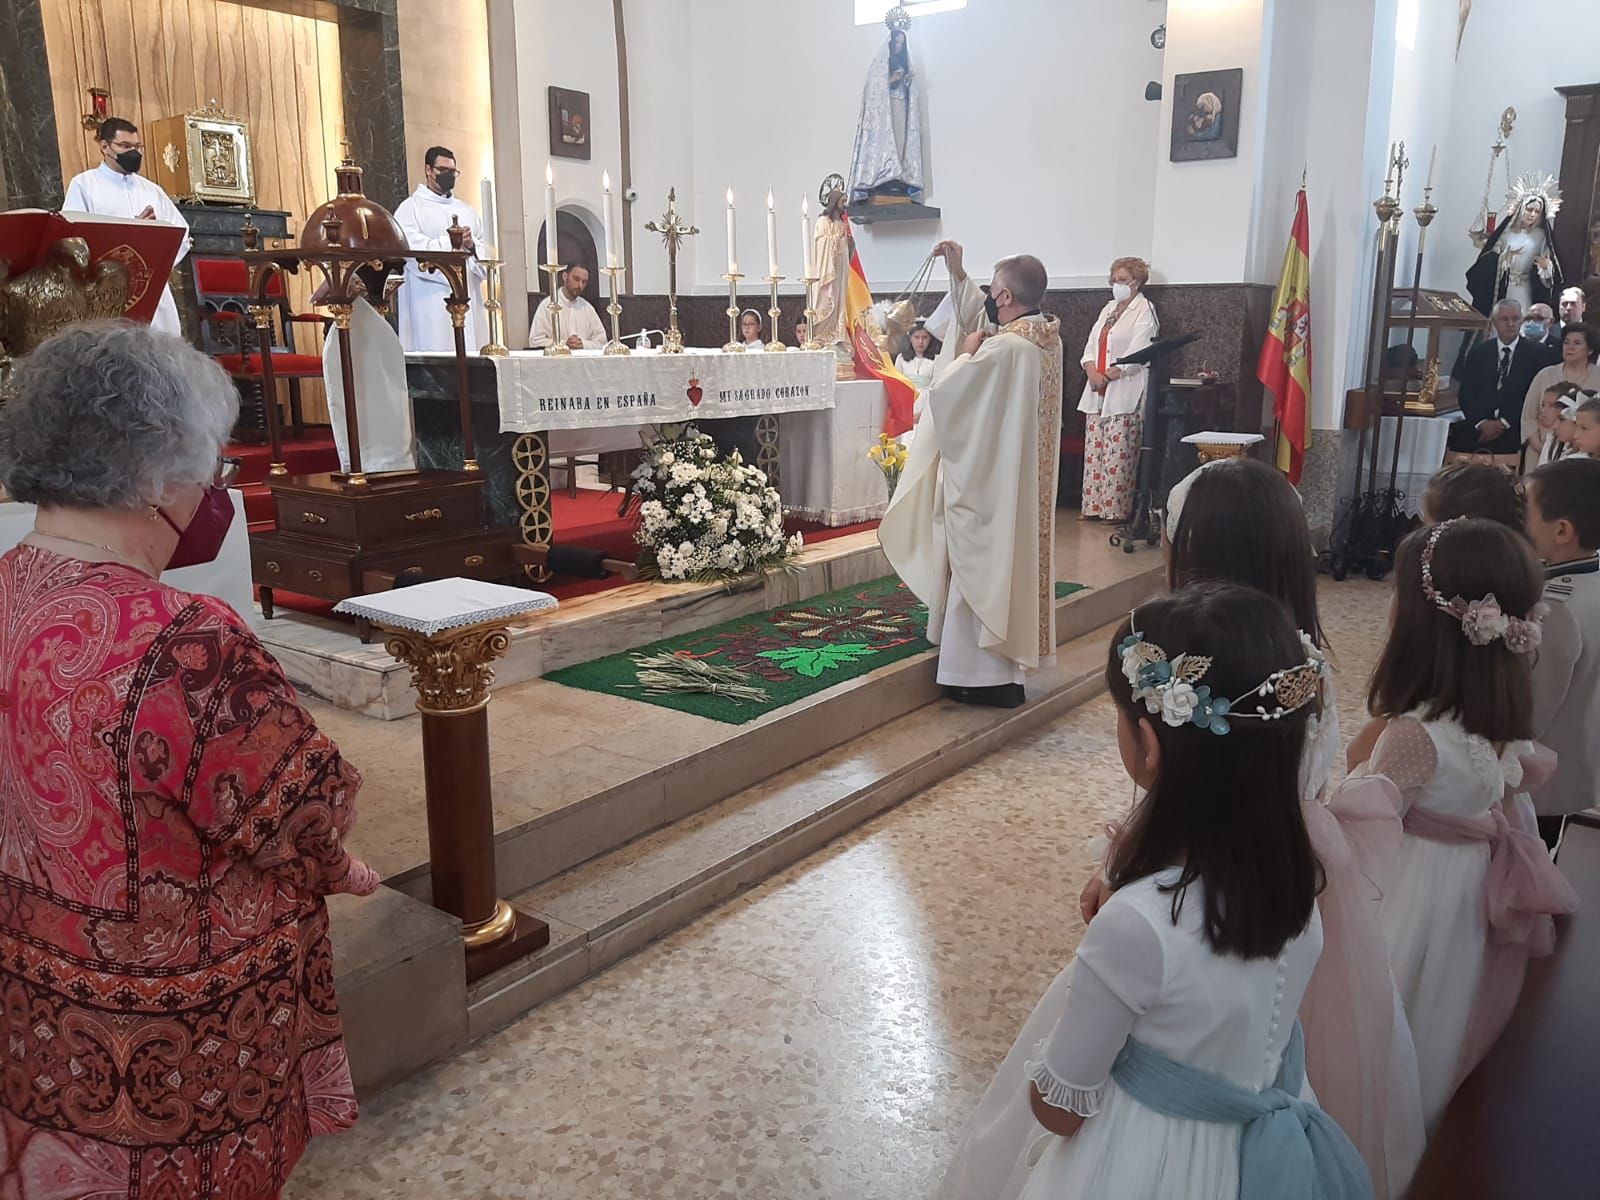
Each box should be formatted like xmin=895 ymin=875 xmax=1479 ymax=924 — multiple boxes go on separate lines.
xmin=766 ymin=190 xmax=779 ymax=278
xmin=726 ymin=187 xmax=737 ymax=275
xmin=479 ymin=176 xmax=497 ymax=260
xmin=801 ymin=197 xmax=812 ymax=278
xmin=544 ymin=162 xmax=558 ymax=266
xmin=602 ymin=170 xmax=619 ymax=268
xmin=1425 ymin=144 xmax=1437 ymax=191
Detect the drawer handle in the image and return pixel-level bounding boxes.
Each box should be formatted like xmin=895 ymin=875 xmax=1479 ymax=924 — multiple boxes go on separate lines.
xmin=301 ymin=511 xmax=328 ymax=525
xmin=308 ymin=569 xmax=323 ymax=582
xmin=464 ymin=554 xmax=485 ymax=567
xmin=265 ymin=560 xmax=281 ymax=574
xmin=405 ymin=507 xmax=444 ymax=522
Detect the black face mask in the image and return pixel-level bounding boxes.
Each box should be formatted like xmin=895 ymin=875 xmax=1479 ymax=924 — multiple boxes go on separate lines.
xmin=983 ymin=288 xmax=1003 ymax=325
xmin=114 ymin=149 xmax=142 ymax=175
xmin=434 ymin=169 xmax=458 ymax=193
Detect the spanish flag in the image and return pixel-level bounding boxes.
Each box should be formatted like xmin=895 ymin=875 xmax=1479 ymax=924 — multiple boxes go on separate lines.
xmin=843 ymin=214 xmax=919 ymax=438
xmin=1258 ymin=188 xmax=1313 ymax=483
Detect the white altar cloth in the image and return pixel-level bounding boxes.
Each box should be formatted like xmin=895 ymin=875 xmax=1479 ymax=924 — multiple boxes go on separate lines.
xmin=779 ymin=380 xmax=890 ymax=527
xmin=409 ymin=347 xmax=836 ymax=433
xmin=0 ymin=490 xmax=256 ymax=620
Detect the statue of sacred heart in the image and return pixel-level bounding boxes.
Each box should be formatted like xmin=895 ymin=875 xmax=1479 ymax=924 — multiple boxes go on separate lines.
xmin=686 ymin=375 xmax=703 ymax=406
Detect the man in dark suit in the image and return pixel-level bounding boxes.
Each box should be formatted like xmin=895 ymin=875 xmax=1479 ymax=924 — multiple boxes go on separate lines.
xmin=1450 ymin=299 xmax=1545 ymax=454
xmin=1524 ymin=302 xmax=1563 ymax=365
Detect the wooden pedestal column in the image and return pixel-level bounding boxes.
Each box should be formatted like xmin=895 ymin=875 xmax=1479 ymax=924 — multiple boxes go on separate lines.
xmin=381 ymin=620 xmax=550 ymax=981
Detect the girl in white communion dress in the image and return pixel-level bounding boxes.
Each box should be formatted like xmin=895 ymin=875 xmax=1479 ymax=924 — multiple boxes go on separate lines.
xmin=938 ymin=585 xmax=1371 ymax=1200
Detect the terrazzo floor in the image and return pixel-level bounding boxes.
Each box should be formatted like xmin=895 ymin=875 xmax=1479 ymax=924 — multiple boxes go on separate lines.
xmin=283 ymin=576 xmax=1391 ymax=1200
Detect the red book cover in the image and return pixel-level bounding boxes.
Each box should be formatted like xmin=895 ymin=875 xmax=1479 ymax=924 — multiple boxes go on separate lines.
xmin=0 ymin=209 xmax=185 ymax=325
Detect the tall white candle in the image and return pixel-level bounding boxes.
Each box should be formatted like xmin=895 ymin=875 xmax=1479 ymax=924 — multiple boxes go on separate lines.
xmin=479 ymin=176 xmax=497 ymax=259
xmin=543 ymin=162 xmax=558 ymax=266
xmin=1425 ymin=144 xmax=1437 ymax=191
xmin=726 ymin=188 xmax=737 ymax=275
xmin=766 ymin=191 xmax=779 ymax=277
xmin=602 ymin=170 xmax=618 ymax=268
xmin=801 ymin=198 xmax=812 ymax=277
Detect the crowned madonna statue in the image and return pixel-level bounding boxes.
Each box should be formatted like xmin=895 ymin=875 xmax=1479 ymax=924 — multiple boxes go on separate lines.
xmin=847 ymin=7 xmax=926 ymax=206
xmin=1466 ymin=172 xmax=1564 ymax=315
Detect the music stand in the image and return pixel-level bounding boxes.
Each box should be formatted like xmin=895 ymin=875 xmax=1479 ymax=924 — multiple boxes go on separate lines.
xmin=1105 ymin=334 xmax=1200 ymax=553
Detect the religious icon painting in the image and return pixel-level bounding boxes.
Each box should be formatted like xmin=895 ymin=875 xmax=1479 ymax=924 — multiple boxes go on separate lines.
xmin=1170 ymin=69 xmax=1244 ymax=162
xmin=548 ymin=86 xmax=592 ymax=160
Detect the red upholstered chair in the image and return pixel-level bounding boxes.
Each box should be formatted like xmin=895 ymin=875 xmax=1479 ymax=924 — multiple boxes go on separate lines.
xmin=193 ymin=256 xmax=326 ymax=437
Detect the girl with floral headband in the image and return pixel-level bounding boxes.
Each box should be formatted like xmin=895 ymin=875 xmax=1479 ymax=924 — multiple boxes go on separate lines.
xmin=1345 ymin=518 xmax=1577 ymax=1135
xmin=939 ymin=584 xmax=1371 ymax=1200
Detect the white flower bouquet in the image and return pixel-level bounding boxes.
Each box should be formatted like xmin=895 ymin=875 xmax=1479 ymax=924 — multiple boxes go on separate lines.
xmin=630 ymin=425 xmax=804 ymax=582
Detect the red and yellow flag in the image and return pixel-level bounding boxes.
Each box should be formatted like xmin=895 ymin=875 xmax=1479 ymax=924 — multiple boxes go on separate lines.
xmin=1258 ymin=188 xmax=1313 ymax=483
xmin=843 ymin=214 xmax=919 ymax=438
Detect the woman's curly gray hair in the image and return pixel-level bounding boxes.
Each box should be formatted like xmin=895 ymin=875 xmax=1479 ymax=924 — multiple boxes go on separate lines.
xmin=0 ymin=321 xmax=239 ymax=509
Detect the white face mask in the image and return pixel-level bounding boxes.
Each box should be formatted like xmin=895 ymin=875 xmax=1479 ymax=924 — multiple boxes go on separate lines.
xmin=1112 ymin=282 xmax=1133 ymax=303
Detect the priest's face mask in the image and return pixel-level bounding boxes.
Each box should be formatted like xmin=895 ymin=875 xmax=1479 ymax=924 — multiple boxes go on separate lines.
xmin=100 ymin=129 xmax=144 ymax=175
xmin=981 ymin=283 xmax=1012 ymax=325
xmin=427 ymin=156 xmax=459 ymax=195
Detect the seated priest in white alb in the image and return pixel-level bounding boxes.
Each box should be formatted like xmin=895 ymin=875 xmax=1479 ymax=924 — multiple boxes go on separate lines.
xmin=62 ymin=117 xmax=191 ymax=337
xmin=394 ymin=146 xmax=487 ymax=353
xmin=878 ymin=242 xmax=1063 ymax=708
xmin=319 ymin=271 xmax=416 ymax=474
xmin=530 ymin=264 xmax=607 ymax=350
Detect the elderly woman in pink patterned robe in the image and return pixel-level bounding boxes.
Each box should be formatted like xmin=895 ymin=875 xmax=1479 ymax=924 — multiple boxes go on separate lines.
xmin=0 ymin=322 xmax=377 ymax=1199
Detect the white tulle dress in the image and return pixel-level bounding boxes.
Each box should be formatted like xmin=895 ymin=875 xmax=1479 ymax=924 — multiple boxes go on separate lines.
xmin=1362 ymin=714 xmax=1536 ymax=1130
xmin=938 ymin=869 xmax=1323 ymax=1199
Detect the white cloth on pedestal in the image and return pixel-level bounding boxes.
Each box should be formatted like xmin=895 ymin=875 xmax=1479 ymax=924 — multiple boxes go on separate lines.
xmin=323 ymin=298 xmax=415 ymax=473
xmin=62 ymin=163 xmax=191 ymax=337
xmin=779 ymin=379 xmax=891 ymax=526
xmin=394 ymin=185 xmax=487 ymax=352
xmin=529 ymin=293 xmax=607 ymax=350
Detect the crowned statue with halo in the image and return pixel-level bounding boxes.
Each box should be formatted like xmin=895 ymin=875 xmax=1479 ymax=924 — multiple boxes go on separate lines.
xmin=1466 ymin=172 xmax=1564 ymax=315
xmin=847 ymin=6 xmax=926 ymax=206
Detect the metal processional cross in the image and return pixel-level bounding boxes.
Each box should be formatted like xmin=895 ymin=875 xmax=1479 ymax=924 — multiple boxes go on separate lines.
xmin=645 ymin=187 xmax=699 ymax=352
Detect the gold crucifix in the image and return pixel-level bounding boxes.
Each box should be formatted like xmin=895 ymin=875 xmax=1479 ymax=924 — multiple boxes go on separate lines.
xmin=645 ymin=187 xmax=699 ymax=353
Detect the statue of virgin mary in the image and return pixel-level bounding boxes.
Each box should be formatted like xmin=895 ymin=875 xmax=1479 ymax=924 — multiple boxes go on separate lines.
xmin=847 ymin=8 xmax=926 ymax=205
xmin=1466 ymin=172 xmax=1564 ymax=316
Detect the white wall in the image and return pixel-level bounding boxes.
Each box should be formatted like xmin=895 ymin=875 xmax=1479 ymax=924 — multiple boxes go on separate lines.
xmin=678 ymin=0 xmax=1167 ymax=293
xmin=1426 ymin=0 xmax=1600 ymax=293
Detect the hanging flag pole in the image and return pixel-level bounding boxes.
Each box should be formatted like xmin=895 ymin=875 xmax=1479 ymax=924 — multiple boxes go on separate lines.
xmin=1257 ymin=187 xmax=1314 ymax=484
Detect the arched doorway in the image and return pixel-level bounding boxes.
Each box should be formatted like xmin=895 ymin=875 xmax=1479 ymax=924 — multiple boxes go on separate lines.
xmin=536 ymin=211 xmax=602 ymax=310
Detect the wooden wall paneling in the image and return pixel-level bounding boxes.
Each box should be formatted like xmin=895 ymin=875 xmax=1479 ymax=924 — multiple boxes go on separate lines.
xmin=139 ymin=0 xmax=174 ymax=131
xmin=41 ymin=0 xmax=89 ymax=179
xmin=314 ymin=17 xmax=342 ymax=198
xmin=214 ymin=0 xmax=245 ymax=126
xmin=188 ymin=0 xmax=220 ymax=106
xmin=99 ymin=0 xmax=145 ymax=169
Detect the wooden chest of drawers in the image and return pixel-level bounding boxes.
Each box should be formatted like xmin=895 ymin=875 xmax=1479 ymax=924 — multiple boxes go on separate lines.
xmin=268 ymin=471 xmax=486 ymax=548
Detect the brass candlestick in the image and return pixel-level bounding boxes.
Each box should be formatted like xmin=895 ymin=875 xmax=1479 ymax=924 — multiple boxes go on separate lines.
xmin=539 ymin=260 xmax=570 ymax=356
xmin=799 ymin=274 xmax=822 ymax=350
xmin=723 ymin=271 xmax=744 ymax=352
xmin=764 ymin=275 xmax=786 ymax=351
xmin=601 ymin=265 xmax=630 ymax=355
xmin=478 ymin=258 xmax=509 ymax=357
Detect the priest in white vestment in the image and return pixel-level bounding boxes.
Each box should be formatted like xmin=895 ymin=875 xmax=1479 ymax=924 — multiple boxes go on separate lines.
xmin=879 ymin=243 xmax=1063 ymax=707
xmin=394 ymin=147 xmax=487 ymax=353
xmin=530 ymin=264 xmax=607 ymax=350
xmin=318 ymin=274 xmax=416 ymax=474
xmin=62 ymin=118 xmax=191 ymax=337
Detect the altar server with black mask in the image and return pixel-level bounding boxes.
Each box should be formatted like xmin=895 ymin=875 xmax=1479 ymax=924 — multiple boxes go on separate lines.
xmin=394 ymin=146 xmax=488 ymax=353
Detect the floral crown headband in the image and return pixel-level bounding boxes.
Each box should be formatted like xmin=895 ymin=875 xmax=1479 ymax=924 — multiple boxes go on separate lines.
xmin=1420 ymin=519 xmax=1544 ymax=652
xmin=1118 ymin=622 xmax=1323 ymax=736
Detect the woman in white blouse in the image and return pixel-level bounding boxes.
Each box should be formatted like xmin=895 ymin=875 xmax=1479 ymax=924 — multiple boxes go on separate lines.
xmin=1078 ymin=258 xmax=1159 ymax=521
xmin=1520 ymin=322 xmax=1600 ymax=455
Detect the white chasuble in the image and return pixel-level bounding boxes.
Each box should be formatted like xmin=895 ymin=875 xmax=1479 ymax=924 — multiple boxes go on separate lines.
xmin=323 ymin=298 xmax=416 ymax=474
xmin=394 ymin=186 xmax=487 ymax=353
xmin=879 ymin=277 xmax=1064 ymax=673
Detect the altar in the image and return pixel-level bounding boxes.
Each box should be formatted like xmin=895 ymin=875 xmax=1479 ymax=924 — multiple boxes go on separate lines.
xmin=407 ymin=347 xmax=853 ymax=553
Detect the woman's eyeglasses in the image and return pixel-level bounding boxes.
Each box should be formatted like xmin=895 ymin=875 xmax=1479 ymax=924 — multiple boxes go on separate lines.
xmin=215 ymin=456 xmax=243 ymax=488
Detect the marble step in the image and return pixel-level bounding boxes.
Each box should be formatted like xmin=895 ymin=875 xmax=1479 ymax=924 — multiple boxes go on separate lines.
xmin=385 ymin=563 xmax=1160 ymax=909
xmin=459 ymin=618 xmax=1119 ymax=1041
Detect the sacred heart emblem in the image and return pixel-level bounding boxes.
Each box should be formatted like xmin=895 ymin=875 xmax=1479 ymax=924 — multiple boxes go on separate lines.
xmin=687 ymin=376 xmax=703 ymax=406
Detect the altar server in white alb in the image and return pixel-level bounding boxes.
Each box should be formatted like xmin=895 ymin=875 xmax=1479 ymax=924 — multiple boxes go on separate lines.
xmin=319 ymin=270 xmax=416 ymax=474
xmin=530 ymin=264 xmax=607 ymax=351
xmin=394 ymin=146 xmax=487 ymax=353
xmin=62 ymin=117 xmax=191 ymax=337
xmin=879 ymin=241 xmax=1063 ymax=708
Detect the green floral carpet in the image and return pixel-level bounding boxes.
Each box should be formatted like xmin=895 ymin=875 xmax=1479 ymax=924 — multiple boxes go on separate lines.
xmin=544 ymin=577 xmax=1088 ymax=726
xmin=546 ymin=577 xmax=927 ymax=725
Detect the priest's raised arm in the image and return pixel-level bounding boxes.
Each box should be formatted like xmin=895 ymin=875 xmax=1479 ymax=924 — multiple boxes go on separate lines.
xmin=879 ymin=248 xmax=1064 ymax=708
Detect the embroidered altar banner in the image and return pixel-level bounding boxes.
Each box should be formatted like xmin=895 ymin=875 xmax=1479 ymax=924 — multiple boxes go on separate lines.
xmin=410 ymin=347 xmax=836 ymax=432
